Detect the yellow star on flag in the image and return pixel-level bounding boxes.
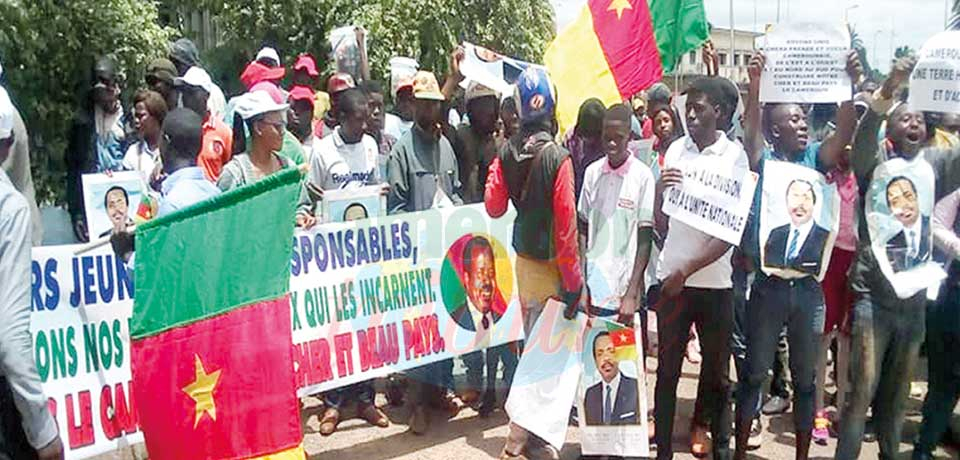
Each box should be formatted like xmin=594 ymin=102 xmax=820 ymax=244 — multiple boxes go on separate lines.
xmin=607 ymin=0 xmax=633 ymax=19
xmin=182 ymin=354 xmax=222 ymax=428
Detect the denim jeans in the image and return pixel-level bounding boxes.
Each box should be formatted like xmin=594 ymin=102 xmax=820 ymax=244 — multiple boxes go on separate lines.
xmin=322 ymin=381 xmax=376 ymax=409
xmin=735 ymin=276 xmax=824 ymax=433
xmin=406 ymin=358 xmax=455 ymax=406
xmin=914 ymin=271 xmax=960 ymax=456
xmin=655 ymin=287 xmax=733 ymax=460
xmin=835 ymin=291 xmax=926 ymax=460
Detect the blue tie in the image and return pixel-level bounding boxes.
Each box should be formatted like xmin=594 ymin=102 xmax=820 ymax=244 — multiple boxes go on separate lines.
xmin=603 ymin=385 xmax=613 ymax=424
xmin=787 ymin=228 xmax=800 ymax=261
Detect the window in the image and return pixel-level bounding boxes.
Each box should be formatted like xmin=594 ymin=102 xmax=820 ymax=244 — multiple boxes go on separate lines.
xmin=689 ymin=50 xmax=696 ymax=64
xmin=734 ymin=54 xmax=740 ymax=66
xmin=719 ymin=53 xmax=727 ymax=66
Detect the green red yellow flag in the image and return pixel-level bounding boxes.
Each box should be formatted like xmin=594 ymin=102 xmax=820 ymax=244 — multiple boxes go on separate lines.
xmin=131 ymin=169 xmax=304 ymax=460
xmin=545 ymin=0 xmax=709 ymax=131
xmin=606 ymin=321 xmax=639 ymax=362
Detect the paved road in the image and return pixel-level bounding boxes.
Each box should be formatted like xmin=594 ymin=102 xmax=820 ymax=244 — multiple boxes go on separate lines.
xmin=96 ymin=358 xmax=959 ymax=459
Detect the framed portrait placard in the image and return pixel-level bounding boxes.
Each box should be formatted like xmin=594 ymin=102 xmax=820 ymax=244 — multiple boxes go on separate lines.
xmin=81 ymin=171 xmax=148 ymax=239
xmin=321 ymin=185 xmax=386 ymax=223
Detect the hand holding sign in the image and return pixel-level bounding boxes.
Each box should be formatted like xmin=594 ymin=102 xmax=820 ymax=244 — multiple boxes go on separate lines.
xmin=759 ymin=23 xmax=853 ymax=103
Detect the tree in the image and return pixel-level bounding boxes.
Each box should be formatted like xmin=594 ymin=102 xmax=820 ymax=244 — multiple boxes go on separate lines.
xmin=0 ymin=0 xmax=174 ymax=205
xmin=178 ymin=0 xmax=555 ymax=95
xmin=894 ymin=45 xmax=915 ymax=59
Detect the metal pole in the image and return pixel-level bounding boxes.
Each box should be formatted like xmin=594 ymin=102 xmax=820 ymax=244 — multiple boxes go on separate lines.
xmin=730 ymin=0 xmax=736 ymax=79
xmin=777 ymin=0 xmax=781 ymax=23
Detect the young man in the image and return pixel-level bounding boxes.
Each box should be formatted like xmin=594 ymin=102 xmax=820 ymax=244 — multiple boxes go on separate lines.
xmin=452 ymin=82 xmax=500 ymax=205
xmin=386 ymin=71 xmax=464 ymax=434
xmin=287 ymin=85 xmax=319 ymax=154
xmin=174 ymin=66 xmax=233 ymax=182
xmin=578 ymin=103 xmax=655 ymax=326
xmin=385 ymin=78 xmax=416 ymax=141
xmin=315 ymin=73 xmax=356 ymax=139
xmin=835 ymin=56 xmax=960 ymax=460
xmin=485 ymin=67 xmax=585 ymax=460
xmin=563 ymin=98 xmax=606 ymax=202
xmin=168 ymin=38 xmax=226 ymax=119
xmin=0 ymin=84 xmax=64 ymax=460
xmin=652 ymin=77 xmax=747 ymax=460
xmin=734 ymin=50 xmax=861 ymax=460
xmin=297 ymin=88 xmax=382 ymax=228
xmin=360 ymin=80 xmax=397 ymax=177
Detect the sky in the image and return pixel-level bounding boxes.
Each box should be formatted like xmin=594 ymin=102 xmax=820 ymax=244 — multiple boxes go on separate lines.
xmin=549 ymin=0 xmax=953 ymax=74
xmin=702 ymin=0 xmax=950 ymax=73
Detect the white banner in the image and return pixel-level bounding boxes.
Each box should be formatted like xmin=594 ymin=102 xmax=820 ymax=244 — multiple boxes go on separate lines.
xmin=760 ymin=23 xmax=852 ymax=103
xmin=289 ymin=204 xmax=526 ymax=396
xmin=661 ymin=162 xmax=759 ymax=245
xmin=30 ymin=245 xmax=143 ymax=460
xmin=909 ymin=31 xmax=960 ymax=114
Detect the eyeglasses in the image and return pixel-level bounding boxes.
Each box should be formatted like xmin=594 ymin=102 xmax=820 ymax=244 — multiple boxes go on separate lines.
xmin=257 ymin=119 xmax=286 ymax=133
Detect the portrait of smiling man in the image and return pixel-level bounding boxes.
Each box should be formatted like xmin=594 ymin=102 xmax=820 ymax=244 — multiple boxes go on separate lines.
xmin=764 ymin=179 xmax=831 ymax=275
xmin=584 ymin=331 xmax=640 ymax=426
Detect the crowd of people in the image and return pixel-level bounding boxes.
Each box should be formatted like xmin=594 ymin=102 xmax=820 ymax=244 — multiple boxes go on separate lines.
xmin=1 ymin=25 xmax=960 ymax=460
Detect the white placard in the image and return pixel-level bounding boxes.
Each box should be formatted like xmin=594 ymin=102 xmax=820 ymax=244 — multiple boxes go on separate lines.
xmin=760 ymin=23 xmax=852 ymax=103
xmin=80 ymin=172 xmax=147 ymax=239
xmin=908 ymin=31 xmax=960 ymax=114
xmin=661 ymin=162 xmax=759 ymax=245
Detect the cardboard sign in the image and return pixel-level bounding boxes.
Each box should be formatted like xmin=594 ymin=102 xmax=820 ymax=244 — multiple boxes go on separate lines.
xmin=908 ymin=31 xmax=960 ymax=114
xmin=760 ymin=23 xmax=852 ymax=103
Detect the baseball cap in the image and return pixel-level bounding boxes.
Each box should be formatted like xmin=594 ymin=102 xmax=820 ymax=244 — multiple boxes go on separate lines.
xmin=174 ymin=66 xmax=215 ymax=94
xmin=255 ymin=47 xmax=281 ymax=67
xmin=464 ymin=81 xmax=498 ymax=103
xmin=240 ymin=61 xmax=286 ymax=90
xmin=327 ymin=72 xmax=356 ymax=95
xmin=170 ymin=38 xmax=200 ymax=67
xmin=288 ymin=85 xmax=316 ymax=107
xmin=234 ymin=90 xmax=289 ymax=121
xmin=250 ymin=81 xmax=287 ymax=104
xmin=0 ymin=87 xmax=14 ymax=140
xmin=293 ymin=54 xmax=319 ymax=77
xmin=515 ymin=67 xmax=555 ymax=122
xmin=412 ymin=71 xmax=444 ymax=101
xmin=146 ymin=58 xmax=177 ymax=85
xmin=395 ymin=76 xmax=415 ymax=95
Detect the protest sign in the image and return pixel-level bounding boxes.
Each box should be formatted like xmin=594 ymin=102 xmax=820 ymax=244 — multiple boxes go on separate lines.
xmin=909 ymin=31 xmax=960 ymax=114
xmin=865 ymin=157 xmax=947 ymax=298
xmin=30 ymin=245 xmax=141 ymax=460
xmin=661 ymin=161 xmax=759 ymax=245
xmin=459 ymin=42 xmax=542 ymax=95
xmin=759 ymin=161 xmax=840 ymax=281
xmin=760 ymin=23 xmax=852 ymax=103
xmin=330 ymin=26 xmax=366 ymax=81
xmin=290 ymin=203 xmax=526 ymax=396
xmin=505 ymin=299 xmax=587 ymax=450
xmin=322 ymin=186 xmax=386 ymax=222
xmin=81 ymin=172 xmax=148 ymax=239
xmin=576 ymin=318 xmax=649 ymax=457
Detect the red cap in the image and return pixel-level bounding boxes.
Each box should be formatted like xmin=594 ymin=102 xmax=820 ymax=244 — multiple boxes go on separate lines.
xmin=288 ymin=85 xmax=315 ymax=107
xmin=293 ymin=55 xmax=319 ymax=77
xmin=396 ymin=76 xmax=415 ymax=93
xmin=326 ymin=72 xmax=356 ymax=94
xmin=240 ymin=61 xmax=286 ymax=90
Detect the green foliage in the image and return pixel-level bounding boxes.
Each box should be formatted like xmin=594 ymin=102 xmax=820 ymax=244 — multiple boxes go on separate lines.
xmin=0 ymin=0 xmax=174 ymax=205
xmin=894 ymin=45 xmax=915 ymax=60
xmin=185 ymin=0 xmax=555 ymax=95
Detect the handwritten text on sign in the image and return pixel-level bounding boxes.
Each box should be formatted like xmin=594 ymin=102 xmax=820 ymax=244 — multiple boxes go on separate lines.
xmin=760 ymin=23 xmax=852 ymax=103
xmin=661 ymin=163 xmax=758 ymax=245
xmin=909 ymin=31 xmax=960 ymax=114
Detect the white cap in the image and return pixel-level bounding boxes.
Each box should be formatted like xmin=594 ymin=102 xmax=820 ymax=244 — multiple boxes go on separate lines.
xmin=255 ymin=47 xmax=281 ymax=66
xmin=0 ymin=87 xmax=14 ymax=140
xmin=174 ymin=66 xmax=215 ymax=94
xmin=234 ymin=90 xmax=289 ymax=120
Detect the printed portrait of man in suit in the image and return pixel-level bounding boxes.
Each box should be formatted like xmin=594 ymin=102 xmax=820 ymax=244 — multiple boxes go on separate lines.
xmin=450 ymin=236 xmax=503 ymax=332
xmin=764 ymin=179 xmax=831 ymax=275
xmin=883 ymin=176 xmax=930 ymax=272
xmin=584 ymin=331 xmax=640 ymax=426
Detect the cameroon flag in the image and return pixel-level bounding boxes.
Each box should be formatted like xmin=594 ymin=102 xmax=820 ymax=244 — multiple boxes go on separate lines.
xmin=131 ymin=169 xmax=304 ymax=460
xmin=545 ymin=0 xmax=709 ymax=132
xmin=606 ymin=320 xmax=639 ymax=362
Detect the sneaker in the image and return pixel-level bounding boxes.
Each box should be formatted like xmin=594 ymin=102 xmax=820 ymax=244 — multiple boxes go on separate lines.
xmin=910 ymin=382 xmax=925 ymax=399
xmin=812 ymin=412 xmax=830 ymax=446
xmin=686 ymin=338 xmax=703 ymax=364
xmin=748 ymin=418 xmax=762 ymax=450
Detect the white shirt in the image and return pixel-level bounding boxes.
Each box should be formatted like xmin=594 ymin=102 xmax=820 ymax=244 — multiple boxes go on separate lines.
xmin=784 ymin=219 xmax=815 ymax=260
xmin=122 ymin=140 xmax=159 ymax=183
xmin=657 ymin=133 xmax=749 ymax=289
xmin=384 ymin=113 xmax=413 ymax=141
xmin=307 ymin=127 xmax=381 ymax=191
xmin=206 ymin=82 xmax=227 ymax=120
xmin=579 ymin=155 xmax=656 ymax=310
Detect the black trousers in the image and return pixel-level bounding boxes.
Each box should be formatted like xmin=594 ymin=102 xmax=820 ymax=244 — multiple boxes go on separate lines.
xmin=654 ymin=287 xmax=733 ymax=460
xmin=0 ymin=377 xmax=37 ymax=460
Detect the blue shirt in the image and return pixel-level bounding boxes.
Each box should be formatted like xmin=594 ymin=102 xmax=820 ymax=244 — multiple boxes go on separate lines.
xmin=159 ymin=166 xmax=221 ymax=217
xmin=745 ymin=142 xmax=825 ymax=271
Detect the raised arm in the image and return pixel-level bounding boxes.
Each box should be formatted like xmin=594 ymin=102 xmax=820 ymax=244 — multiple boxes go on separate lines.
xmin=744 ymin=52 xmax=765 ymax=172
xmin=818 ymin=50 xmax=864 ymax=170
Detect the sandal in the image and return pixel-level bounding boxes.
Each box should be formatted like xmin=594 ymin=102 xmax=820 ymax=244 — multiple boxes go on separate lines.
xmin=319 ymin=407 xmax=340 ymax=436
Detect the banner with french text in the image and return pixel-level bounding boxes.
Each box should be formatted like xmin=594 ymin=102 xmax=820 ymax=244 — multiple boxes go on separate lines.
xmin=661 ymin=162 xmax=759 ymax=245
xmin=30 ymin=245 xmax=142 ymax=460
xmin=288 ymin=203 xmax=524 ymax=396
